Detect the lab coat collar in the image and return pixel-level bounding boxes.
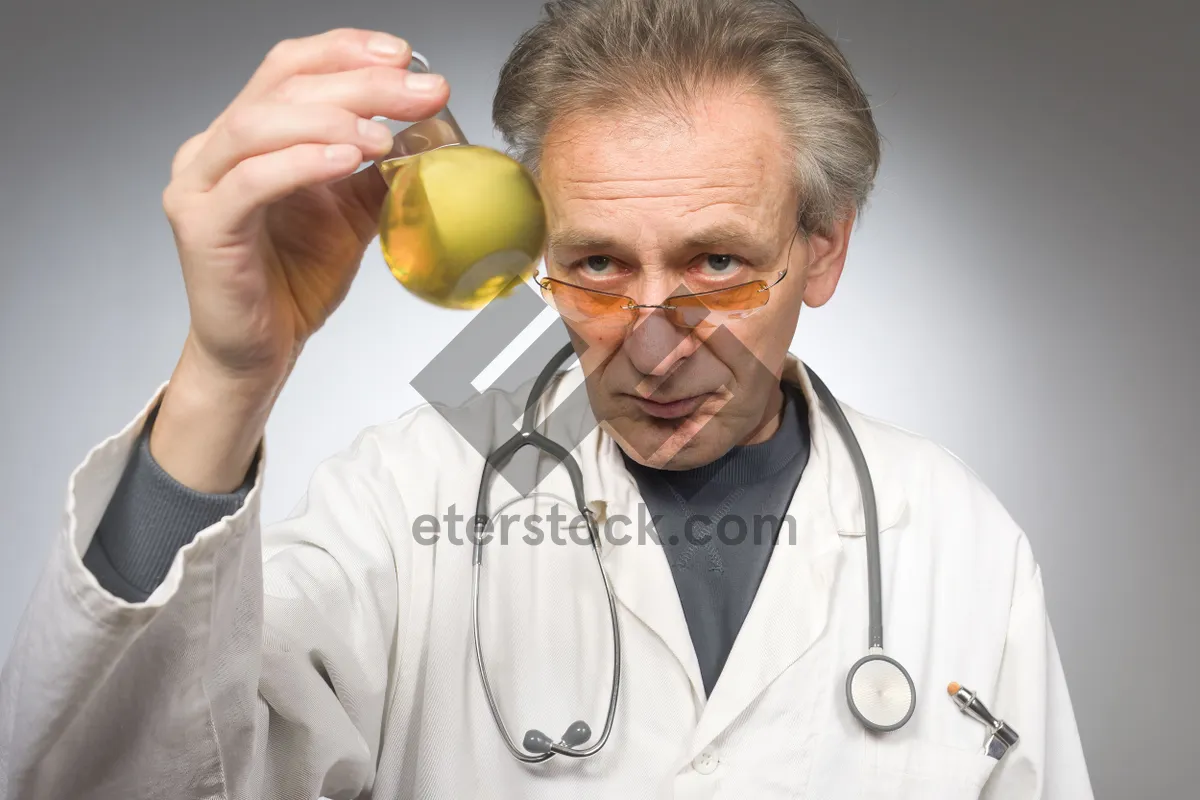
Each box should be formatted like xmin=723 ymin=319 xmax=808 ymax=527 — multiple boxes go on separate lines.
xmin=783 ymin=354 xmax=908 ymax=537
xmin=683 ymin=354 xmax=911 ymax=756
xmin=540 ymin=351 xmax=908 ymax=730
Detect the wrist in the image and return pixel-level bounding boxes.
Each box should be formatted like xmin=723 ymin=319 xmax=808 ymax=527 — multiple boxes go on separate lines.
xmin=178 ymin=330 xmax=293 ymax=407
xmin=149 ymin=336 xmax=287 ymax=493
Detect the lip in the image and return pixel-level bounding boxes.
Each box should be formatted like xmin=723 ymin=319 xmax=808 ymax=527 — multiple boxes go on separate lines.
xmin=632 ymin=393 xmax=712 ymax=420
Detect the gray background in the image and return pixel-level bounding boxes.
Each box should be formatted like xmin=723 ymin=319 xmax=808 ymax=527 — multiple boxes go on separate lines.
xmin=1 ymin=0 xmax=1196 ymax=796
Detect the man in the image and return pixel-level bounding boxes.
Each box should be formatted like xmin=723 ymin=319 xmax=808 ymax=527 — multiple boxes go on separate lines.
xmin=0 ymin=1 xmax=1093 ymax=798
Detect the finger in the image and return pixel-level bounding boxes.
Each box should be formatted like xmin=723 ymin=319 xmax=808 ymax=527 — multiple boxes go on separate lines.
xmin=171 ymin=132 xmax=212 ymax=179
xmin=208 ymin=143 xmax=365 ymax=226
xmin=272 ymin=66 xmax=449 ymax=126
xmin=218 ymin=28 xmax=414 ymax=127
xmin=180 ymin=103 xmax=395 ymax=190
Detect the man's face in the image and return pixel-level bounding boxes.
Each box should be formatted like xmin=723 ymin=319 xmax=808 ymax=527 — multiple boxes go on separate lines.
xmin=538 ymin=87 xmax=851 ymax=469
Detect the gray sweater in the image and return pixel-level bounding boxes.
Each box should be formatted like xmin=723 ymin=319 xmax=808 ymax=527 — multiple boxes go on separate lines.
xmin=84 ymin=385 xmax=809 ymax=696
xmin=82 ymin=404 xmax=257 ymax=601
xmin=621 ymin=382 xmax=809 ymax=695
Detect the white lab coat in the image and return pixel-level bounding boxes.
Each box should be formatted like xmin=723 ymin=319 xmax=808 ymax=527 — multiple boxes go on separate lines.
xmin=0 ymin=355 xmax=1093 ymax=799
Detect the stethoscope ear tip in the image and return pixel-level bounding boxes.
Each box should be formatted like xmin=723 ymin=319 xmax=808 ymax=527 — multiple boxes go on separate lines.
xmin=524 ymin=729 xmax=553 ymax=754
xmin=562 ymin=720 xmax=592 ymax=747
xmin=523 ymin=720 xmax=593 ymax=755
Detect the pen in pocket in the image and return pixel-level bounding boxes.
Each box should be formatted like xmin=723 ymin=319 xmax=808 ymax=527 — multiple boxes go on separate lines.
xmin=947 ymin=682 xmax=1020 ymax=761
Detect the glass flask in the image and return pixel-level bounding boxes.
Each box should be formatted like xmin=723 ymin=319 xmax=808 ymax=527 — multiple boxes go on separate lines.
xmin=375 ymin=52 xmax=547 ymax=310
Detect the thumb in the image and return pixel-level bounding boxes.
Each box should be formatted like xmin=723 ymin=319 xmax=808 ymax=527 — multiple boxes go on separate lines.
xmin=334 ymin=162 xmax=391 ymax=240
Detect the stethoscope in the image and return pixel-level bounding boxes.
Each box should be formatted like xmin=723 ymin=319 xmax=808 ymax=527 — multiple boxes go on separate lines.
xmin=471 ymin=342 xmax=916 ymax=763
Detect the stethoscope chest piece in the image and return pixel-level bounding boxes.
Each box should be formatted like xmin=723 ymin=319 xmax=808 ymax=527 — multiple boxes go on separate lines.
xmin=846 ymin=649 xmax=916 ymax=732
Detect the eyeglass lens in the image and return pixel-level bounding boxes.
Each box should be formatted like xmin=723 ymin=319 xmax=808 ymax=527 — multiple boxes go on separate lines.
xmin=541 ymin=277 xmax=771 ymax=329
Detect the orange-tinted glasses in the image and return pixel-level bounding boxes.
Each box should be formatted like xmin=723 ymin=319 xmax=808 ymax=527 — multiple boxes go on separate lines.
xmin=538 ymin=270 xmax=788 ymax=330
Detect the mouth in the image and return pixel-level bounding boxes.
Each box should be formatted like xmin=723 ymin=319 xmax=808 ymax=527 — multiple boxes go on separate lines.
xmin=631 ymin=393 xmax=714 ymax=420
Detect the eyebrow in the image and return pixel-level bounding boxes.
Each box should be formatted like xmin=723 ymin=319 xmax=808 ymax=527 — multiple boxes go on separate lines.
xmin=547 ymin=221 xmax=772 ymax=259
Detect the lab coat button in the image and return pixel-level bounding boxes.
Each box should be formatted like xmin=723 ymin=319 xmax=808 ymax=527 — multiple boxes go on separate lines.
xmin=691 ymin=749 xmax=719 ymax=775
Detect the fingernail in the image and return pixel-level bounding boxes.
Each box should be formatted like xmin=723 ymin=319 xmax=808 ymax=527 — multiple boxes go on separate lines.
xmin=367 ymin=33 xmax=408 ymax=57
xmin=405 ymin=72 xmax=445 ymax=92
xmin=358 ymin=117 xmax=395 ymax=147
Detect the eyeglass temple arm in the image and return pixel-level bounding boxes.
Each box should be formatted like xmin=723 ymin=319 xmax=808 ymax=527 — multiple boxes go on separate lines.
xmin=763 ymin=268 xmax=788 ymax=289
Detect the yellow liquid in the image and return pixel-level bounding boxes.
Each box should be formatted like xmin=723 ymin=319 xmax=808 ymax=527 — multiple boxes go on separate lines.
xmin=379 ymin=145 xmax=547 ymax=310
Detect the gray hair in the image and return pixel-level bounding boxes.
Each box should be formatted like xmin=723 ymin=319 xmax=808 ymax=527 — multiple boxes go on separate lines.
xmin=492 ymin=0 xmax=881 ymax=235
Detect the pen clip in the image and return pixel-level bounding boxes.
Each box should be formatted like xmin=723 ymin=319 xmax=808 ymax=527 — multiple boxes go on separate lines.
xmin=983 ymin=721 xmax=1020 ymax=760
xmin=947 ymin=682 xmax=1020 ymax=761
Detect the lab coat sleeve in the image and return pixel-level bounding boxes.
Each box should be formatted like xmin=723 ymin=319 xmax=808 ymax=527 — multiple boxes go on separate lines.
xmin=981 ymin=561 xmax=1094 ymax=800
xmin=0 ymin=388 xmax=410 ymax=800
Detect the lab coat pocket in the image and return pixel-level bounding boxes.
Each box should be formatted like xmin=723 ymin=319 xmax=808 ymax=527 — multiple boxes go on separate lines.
xmin=861 ymin=736 xmax=998 ymax=800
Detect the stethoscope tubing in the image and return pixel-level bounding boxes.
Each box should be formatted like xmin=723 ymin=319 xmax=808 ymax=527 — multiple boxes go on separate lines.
xmin=802 ymin=366 xmax=884 ymax=651
xmin=471 ymin=342 xmax=622 ymax=762
xmin=471 ymin=343 xmax=901 ymax=760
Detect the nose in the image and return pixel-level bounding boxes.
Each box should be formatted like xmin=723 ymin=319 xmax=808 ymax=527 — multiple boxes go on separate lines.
xmin=622 ymin=301 xmax=699 ymax=378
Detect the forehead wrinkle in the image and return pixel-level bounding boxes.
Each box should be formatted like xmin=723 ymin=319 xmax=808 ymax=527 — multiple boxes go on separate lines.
xmin=554 ymin=195 xmax=769 ymax=227
xmin=557 ymin=172 xmax=758 ymax=200
xmin=548 ymin=206 xmax=776 ymax=258
xmin=558 ymin=195 xmax=759 ymax=216
xmin=551 ymin=198 xmax=759 ymax=232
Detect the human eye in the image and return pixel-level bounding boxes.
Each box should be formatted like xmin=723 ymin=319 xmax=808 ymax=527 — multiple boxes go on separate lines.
xmin=568 ymin=255 xmax=623 ymax=280
xmin=695 ymin=254 xmax=748 ymax=278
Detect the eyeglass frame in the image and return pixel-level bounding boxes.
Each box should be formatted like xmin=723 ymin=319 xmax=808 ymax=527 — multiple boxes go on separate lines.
xmin=537 ymin=268 xmax=788 ymax=313
xmin=534 ymin=221 xmax=809 ymax=327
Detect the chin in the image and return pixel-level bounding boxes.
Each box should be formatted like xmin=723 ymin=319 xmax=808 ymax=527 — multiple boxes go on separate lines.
xmin=604 ymin=409 xmax=733 ymax=470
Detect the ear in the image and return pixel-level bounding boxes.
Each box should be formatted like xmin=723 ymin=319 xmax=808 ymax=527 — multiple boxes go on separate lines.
xmin=801 ymin=209 xmax=855 ymax=309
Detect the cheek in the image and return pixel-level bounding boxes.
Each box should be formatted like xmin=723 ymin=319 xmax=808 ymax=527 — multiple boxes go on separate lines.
xmin=752 ymin=286 xmax=803 ymax=364
xmin=566 ymin=324 xmax=625 ymax=390
xmin=699 ymin=311 xmax=794 ymax=386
